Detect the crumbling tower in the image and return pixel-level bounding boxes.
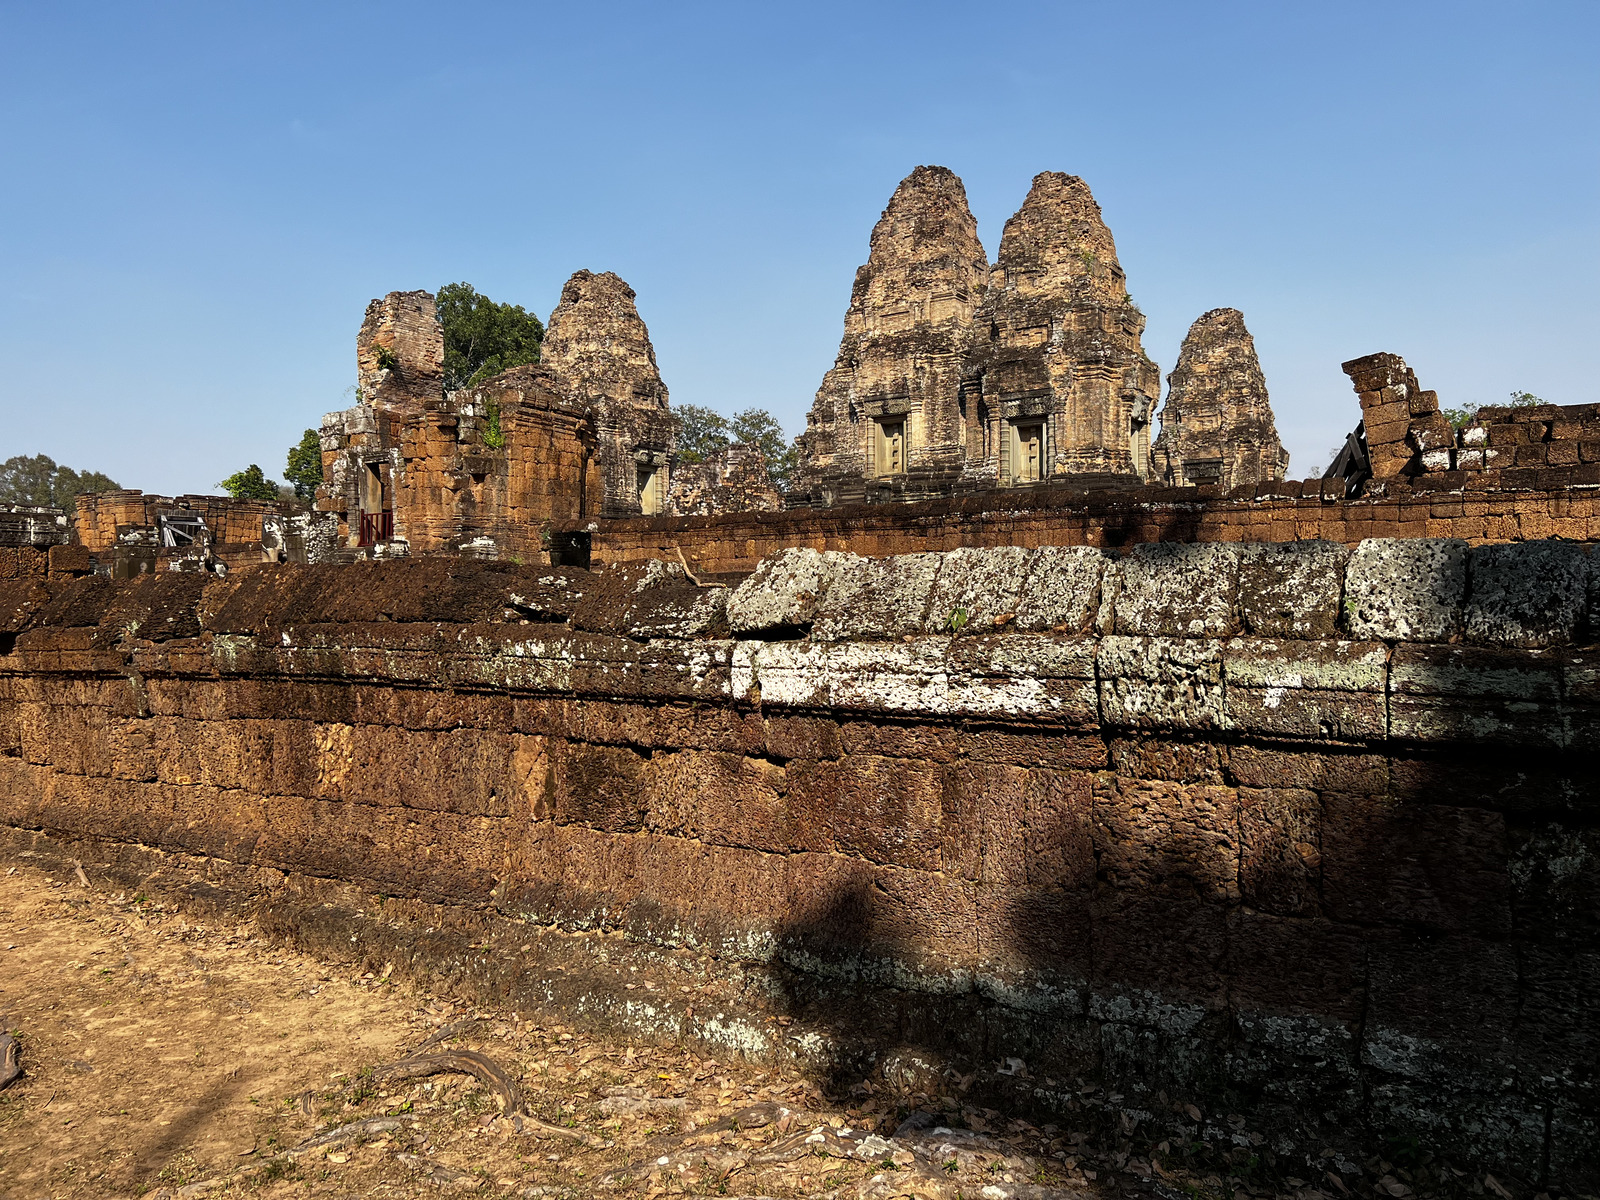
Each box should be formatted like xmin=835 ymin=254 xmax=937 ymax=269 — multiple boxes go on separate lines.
xmin=1150 ymin=308 xmax=1289 ymax=487
xmin=540 ymin=270 xmax=678 ymax=516
xmin=957 ymin=172 xmax=1161 ymax=489
xmin=318 ymin=290 xmax=445 ymax=548
xmin=793 ymin=165 xmax=989 ymax=505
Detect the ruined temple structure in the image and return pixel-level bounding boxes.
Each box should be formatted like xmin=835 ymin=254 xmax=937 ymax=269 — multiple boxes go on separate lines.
xmin=1150 ymin=308 xmax=1290 ymax=487
xmin=792 ymin=168 xmax=1163 ymax=505
xmin=393 ymin=363 xmax=603 ymax=559
xmin=318 ymin=272 xmax=703 ymax=558
xmin=539 ymin=270 xmax=679 ymax=517
xmin=664 ymin=441 xmax=784 ymax=517
xmin=318 ymin=291 xmax=446 ymax=550
xmin=958 ymin=171 xmax=1162 ymax=488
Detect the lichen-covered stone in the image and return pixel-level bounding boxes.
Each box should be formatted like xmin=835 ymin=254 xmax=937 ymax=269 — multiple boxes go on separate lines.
xmin=813 ymin=553 xmax=940 ymax=641
xmin=1344 ymin=539 xmax=1468 ymax=642
xmin=728 ymin=548 xmax=858 ymax=636
xmin=1389 ymin=644 xmax=1565 ymax=746
xmin=1111 ymin=543 xmax=1241 ymax=637
xmin=1150 ymin=308 xmax=1289 ymax=488
xmin=1464 ymin=541 xmax=1590 ymax=648
xmin=1224 ymin=638 xmax=1388 ymax=740
xmin=1013 ymin=545 xmax=1109 ymax=633
xmin=923 ymin=546 xmax=1030 ymax=634
xmin=1098 ymin=635 xmax=1224 ymax=728
xmin=1239 ymin=541 xmax=1349 ymax=638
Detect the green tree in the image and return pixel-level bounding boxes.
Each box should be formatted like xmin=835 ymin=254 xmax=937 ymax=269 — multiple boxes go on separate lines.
xmin=730 ymin=408 xmax=799 ymax=492
xmin=671 ymin=406 xmax=797 ymax=490
xmin=437 ymin=282 xmax=545 ymax=391
xmin=217 ymin=465 xmax=281 ymax=501
xmin=675 ymin=404 xmax=732 ymax=463
xmin=0 ymin=454 xmax=120 ymax=508
xmin=284 ymin=429 xmax=323 ymax=502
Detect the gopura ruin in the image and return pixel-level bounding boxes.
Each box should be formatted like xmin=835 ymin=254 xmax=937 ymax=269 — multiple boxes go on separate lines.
xmin=6 ymin=166 xmax=1600 ymax=1195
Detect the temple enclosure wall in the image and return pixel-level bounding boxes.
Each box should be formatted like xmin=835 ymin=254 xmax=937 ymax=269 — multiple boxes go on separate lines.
xmin=583 ymin=470 xmax=1600 ymax=577
xmin=1 ymin=544 xmax=1596 ymax=1191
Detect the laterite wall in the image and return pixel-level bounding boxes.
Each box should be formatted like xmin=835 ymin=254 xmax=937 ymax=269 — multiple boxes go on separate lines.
xmin=0 ymin=544 xmax=1595 ymax=1190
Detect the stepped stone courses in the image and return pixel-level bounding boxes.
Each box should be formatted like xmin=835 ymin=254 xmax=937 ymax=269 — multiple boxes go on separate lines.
xmin=1151 ymin=308 xmax=1289 ymax=487
xmin=3 ymin=540 xmax=1598 ymax=1190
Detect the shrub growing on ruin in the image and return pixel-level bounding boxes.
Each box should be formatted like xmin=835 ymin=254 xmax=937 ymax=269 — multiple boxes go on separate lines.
xmin=217 ymin=464 xmax=281 ymax=501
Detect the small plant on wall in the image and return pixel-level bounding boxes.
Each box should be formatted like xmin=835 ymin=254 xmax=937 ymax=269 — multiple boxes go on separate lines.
xmin=482 ymin=401 xmax=505 ymax=449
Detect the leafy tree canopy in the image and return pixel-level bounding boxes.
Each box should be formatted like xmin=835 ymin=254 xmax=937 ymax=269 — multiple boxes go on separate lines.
xmin=730 ymin=408 xmax=799 ymax=492
xmin=0 ymin=454 xmax=120 ymax=509
xmin=438 ymin=282 xmax=544 ymax=391
xmin=217 ymin=465 xmax=281 ymax=502
xmin=675 ymin=405 xmax=732 ymax=464
xmin=284 ymin=429 xmax=323 ymax=502
xmin=674 ymin=406 xmax=798 ymax=492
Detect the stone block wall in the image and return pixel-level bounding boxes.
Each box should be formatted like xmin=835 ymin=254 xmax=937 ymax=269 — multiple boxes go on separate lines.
xmin=580 ymin=472 xmax=1600 ymax=578
xmin=0 ymin=545 xmax=1596 ymax=1189
xmin=71 ymin=491 xmax=284 ymax=575
xmin=392 ymin=366 xmax=604 ymax=557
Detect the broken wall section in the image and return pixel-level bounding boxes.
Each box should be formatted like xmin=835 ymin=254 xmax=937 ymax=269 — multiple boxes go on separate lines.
xmin=666 ymin=441 xmax=784 ymax=517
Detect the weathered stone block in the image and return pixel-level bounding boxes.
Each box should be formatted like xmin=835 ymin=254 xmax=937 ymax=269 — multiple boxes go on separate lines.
xmin=945 ymin=636 xmax=1099 ymax=727
xmin=1222 ymin=638 xmax=1388 ymax=740
xmin=923 ymin=546 xmax=1029 ymax=634
xmin=1389 ymin=643 xmax=1565 ymax=746
xmin=1343 ymin=538 xmax=1466 ymax=641
xmin=727 ymin=548 xmax=858 ymax=635
xmin=1464 ymin=540 xmax=1590 ymax=647
xmin=1110 ymin=543 xmax=1241 ymax=637
xmin=813 ymin=553 xmax=940 ymax=641
xmin=1013 ymin=545 xmax=1108 ymax=633
xmin=1098 ymin=635 xmax=1223 ymax=728
xmin=1237 ymin=541 xmax=1348 ymax=637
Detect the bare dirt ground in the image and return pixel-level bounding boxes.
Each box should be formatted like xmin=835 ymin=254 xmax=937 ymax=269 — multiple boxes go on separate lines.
xmin=0 ymin=860 xmax=1453 ymax=1200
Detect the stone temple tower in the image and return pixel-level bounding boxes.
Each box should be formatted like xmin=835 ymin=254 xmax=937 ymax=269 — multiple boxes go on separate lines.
xmin=1150 ymin=308 xmax=1289 ymax=488
xmin=539 ymin=270 xmax=678 ymax=516
xmin=794 ymin=165 xmax=990 ymax=505
xmin=957 ymin=172 xmax=1161 ymax=489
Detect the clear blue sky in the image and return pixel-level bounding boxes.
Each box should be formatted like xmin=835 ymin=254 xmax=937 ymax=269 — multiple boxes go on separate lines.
xmin=2 ymin=1 xmax=1595 ymax=495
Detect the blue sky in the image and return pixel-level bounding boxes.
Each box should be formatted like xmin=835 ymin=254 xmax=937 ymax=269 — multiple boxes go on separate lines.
xmin=2 ymin=1 xmax=1596 ymax=495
